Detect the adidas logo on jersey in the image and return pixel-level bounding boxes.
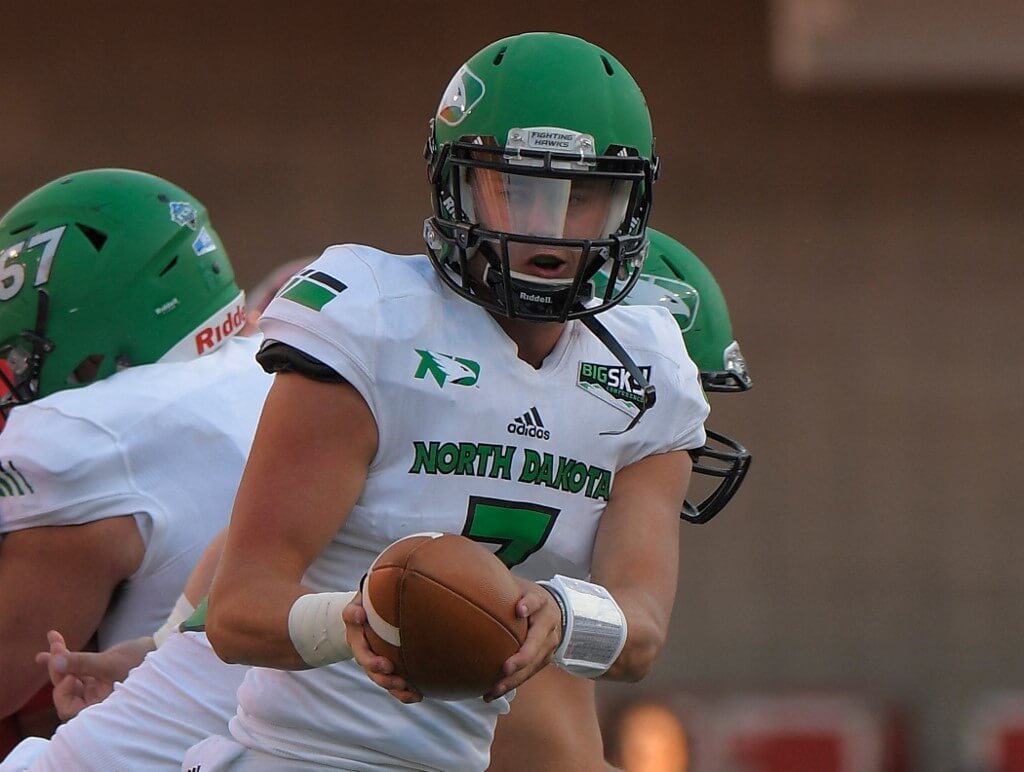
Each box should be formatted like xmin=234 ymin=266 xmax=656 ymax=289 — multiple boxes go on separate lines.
xmin=507 ymin=407 xmax=550 ymax=440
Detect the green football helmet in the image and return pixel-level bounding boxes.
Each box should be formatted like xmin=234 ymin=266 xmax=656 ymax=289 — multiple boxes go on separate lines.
xmin=621 ymin=228 xmax=752 ymax=524
xmin=424 ymin=32 xmax=659 ymax=322
xmin=630 ymin=228 xmax=752 ymax=393
xmin=0 ymin=168 xmax=244 ymax=425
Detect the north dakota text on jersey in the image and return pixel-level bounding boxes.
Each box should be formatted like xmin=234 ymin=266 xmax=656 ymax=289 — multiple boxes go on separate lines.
xmin=408 ymin=441 xmax=612 ymax=501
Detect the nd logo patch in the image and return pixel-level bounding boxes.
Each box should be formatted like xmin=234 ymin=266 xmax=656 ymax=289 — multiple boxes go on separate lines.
xmin=437 ymin=65 xmax=486 ymax=127
xmin=414 ymin=349 xmax=480 ymax=388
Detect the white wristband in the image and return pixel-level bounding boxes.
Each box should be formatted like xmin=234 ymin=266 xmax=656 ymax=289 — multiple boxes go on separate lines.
xmin=153 ymin=594 xmax=196 ymax=649
xmin=538 ymin=575 xmax=627 ymax=679
xmin=288 ymin=591 xmax=357 ymax=668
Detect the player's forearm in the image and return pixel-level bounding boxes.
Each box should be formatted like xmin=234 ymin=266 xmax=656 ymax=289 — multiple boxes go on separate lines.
xmin=183 ymin=528 xmax=227 ymax=606
xmin=206 ymin=576 xmax=309 ymax=669
xmin=599 ymin=585 xmax=672 ymax=682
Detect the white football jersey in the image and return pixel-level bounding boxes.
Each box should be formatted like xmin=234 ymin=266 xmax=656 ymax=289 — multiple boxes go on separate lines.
xmin=0 ymin=336 xmax=272 ymax=649
xmin=231 ymin=246 xmax=709 ymax=771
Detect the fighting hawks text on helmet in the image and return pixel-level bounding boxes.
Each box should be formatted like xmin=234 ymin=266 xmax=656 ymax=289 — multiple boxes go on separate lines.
xmin=0 ymin=168 xmax=244 ymax=422
xmin=424 ymin=32 xmax=660 ymax=322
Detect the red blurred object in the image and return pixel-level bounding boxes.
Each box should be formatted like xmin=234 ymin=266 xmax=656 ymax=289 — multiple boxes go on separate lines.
xmin=732 ymin=732 xmax=841 ymax=772
xmin=704 ymin=694 xmax=907 ymax=772
xmin=0 ymin=715 xmax=20 ymax=758
xmin=605 ymin=692 xmax=908 ymax=772
xmin=963 ymin=692 xmax=1024 ymax=772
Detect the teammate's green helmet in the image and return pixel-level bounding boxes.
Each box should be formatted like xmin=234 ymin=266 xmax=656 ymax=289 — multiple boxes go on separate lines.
xmin=619 ymin=228 xmax=753 ymax=524
xmin=626 ymin=228 xmax=752 ymax=393
xmin=0 ymin=169 xmax=244 ymax=422
xmin=424 ymin=32 xmax=659 ymax=322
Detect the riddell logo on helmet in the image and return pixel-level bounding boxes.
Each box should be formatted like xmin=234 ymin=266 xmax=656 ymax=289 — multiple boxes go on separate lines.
xmin=194 ymin=303 xmax=247 ymax=355
xmin=519 ymin=292 xmax=552 ymax=304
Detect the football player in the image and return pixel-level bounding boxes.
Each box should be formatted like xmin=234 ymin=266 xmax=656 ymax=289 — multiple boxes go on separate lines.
xmin=4 ymin=232 xmax=750 ymax=772
xmin=0 ymin=257 xmax=318 ymax=772
xmin=487 ymin=227 xmax=752 ymax=771
xmin=188 ymin=32 xmax=707 ymax=771
xmin=0 ymin=170 xmax=272 ymax=752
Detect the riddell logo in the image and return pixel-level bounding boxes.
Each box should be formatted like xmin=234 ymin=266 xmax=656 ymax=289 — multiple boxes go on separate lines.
xmin=194 ymin=303 xmax=246 ymax=355
xmin=519 ymin=292 xmax=552 ymax=304
xmin=507 ymin=407 xmax=550 ymax=440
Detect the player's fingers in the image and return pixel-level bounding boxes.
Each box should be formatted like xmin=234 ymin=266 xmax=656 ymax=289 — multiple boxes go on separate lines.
xmin=342 ymin=594 xmax=418 ymax=696
xmin=343 ymin=599 xmax=403 ymax=685
xmin=387 ymin=686 xmax=423 ymax=704
xmin=512 ymin=579 xmax=550 ymax=619
xmin=509 ymin=596 xmax=562 ymax=669
xmin=34 ymin=651 xmax=50 ymax=666
xmin=51 ymin=674 xmax=86 ymax=721
xmin=47 ymin=630 xmax=68 ymax=654
xmin=344 ymin=619 xmax=392 ymax=673
xmin=484 ymin=637 xmax=556 ymax=702
xmin=54 ymin=650 xmax=123 ymax=682
xmin=484 ymin=594 xmax=561 ymax=701
xmin=341 ymin=592 xmax=368 ymax=626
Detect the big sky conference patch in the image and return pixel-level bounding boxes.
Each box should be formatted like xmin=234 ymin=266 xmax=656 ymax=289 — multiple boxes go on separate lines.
xmin=577 ymin=361 xmax=652 ymax=417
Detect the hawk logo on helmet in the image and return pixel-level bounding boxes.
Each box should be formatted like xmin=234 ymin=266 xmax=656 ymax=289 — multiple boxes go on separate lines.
xmin=633 ymin=275 xmax=700 ymax=333
xmin=437 ymin=65 xmax=486 ymax=127
xmin=168 ymin=201 xmax=198 ymax=231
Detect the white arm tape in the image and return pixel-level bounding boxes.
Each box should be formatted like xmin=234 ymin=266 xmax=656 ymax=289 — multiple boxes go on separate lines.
xmin=538 ymin=574 xmax=627 ymax=679
xmin=153 ymin=593 xmax=195 ymax=649
xmin=288 ymin=591 xmax=357 ymax=668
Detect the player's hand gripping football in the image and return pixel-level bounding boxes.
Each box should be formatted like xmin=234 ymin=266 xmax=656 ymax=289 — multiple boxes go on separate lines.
xmin=482 ymin=576 xmax=563 ymax=702
xmin=342 ymin=592 xmax=424 ymax=704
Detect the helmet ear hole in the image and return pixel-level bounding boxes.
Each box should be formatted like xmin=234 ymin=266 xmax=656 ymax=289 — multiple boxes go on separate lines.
xmin=159 ymin=256 xmax=179 ymax=277
xmin=75 ymin=223 xmax=108 ymax=251
xmin=67 ymin=354 xmax=104 ymax=386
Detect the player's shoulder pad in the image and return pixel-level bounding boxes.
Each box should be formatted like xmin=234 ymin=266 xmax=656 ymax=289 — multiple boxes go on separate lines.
xmin=598 ymin=303 xmax=691 ymax=369
xmin=600 ymin=304 xmax=709 ymax=455
xmin=257 ymin=245 xmax=439 ymax=397
xmin=0 ymin=400 xmax=132 ymax=529
xmin=267 ymin=245 xmax=436 ymax=310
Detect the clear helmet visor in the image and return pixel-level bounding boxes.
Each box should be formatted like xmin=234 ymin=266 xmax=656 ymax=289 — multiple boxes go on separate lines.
xmin=463 ymin=167 xmax=633 ymax=242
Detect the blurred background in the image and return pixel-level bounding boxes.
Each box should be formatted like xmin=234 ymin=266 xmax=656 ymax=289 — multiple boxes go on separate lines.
xmin=3 ymin=1 xmax=1022 ymax=769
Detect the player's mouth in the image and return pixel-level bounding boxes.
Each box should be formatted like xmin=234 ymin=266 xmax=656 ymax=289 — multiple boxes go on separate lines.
xmin=524 ymin=253 xmax=572 ymax=280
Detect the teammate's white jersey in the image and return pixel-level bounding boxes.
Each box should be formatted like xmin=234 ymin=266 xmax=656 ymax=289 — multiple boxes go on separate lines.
xmin=230 ymin=246 xmax=709 ymax=771
xmin=0 ymin=632 xmax=247 ymax=772
xmin=0 ymin=336 xmax=272 ymax=648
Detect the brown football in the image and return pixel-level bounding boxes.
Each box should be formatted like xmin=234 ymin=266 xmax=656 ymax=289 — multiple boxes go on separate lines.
xmin=362 ymin=532 xmax=528 ymax=700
